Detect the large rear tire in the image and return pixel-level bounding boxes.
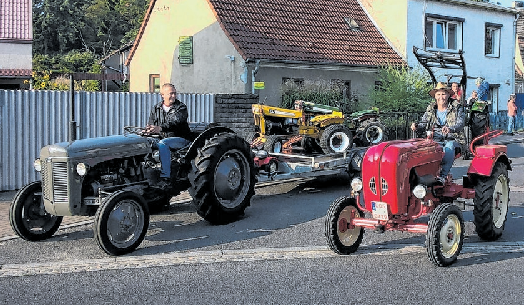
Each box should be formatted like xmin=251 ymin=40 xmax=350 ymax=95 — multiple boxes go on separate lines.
xmin=9 ymin=181 xmax=62 ymax=241
xmin=93 ymin=190 xmax=149 ymax=256
xmin=189 ymin=133 xmax=256 ymax=224
xmin=473 ymin=162 xmax=509 ymax=241
xmin=426 ymin=203 xmax=464 ymax=267
xmin=325 ymin=196 xmax=364 ymax=254
xmin=357 ymin=120 xmax=387 ymax=146
xmin=320 ymin=124 xmax=353 ymax=154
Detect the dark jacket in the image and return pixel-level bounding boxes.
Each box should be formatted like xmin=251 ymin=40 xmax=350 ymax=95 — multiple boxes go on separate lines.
xmin=148 ymin=99 xmax=191 ymax=139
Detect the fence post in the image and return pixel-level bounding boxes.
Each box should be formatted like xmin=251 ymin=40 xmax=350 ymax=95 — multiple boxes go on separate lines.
xmin=69 ymin=75 xmax=77 ymax=142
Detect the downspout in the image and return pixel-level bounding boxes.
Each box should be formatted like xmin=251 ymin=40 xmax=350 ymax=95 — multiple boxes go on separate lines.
xmin=252 ymin=59 xmax=260 ymax=94
xmin=513 ymin=12 xmax=520 ymax=95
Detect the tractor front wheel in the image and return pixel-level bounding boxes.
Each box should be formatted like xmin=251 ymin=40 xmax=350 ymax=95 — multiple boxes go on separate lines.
xmin=325 ymin=196 xmax=364 ymax=254
xmin=473 ymin=162 xmax=509 ymax=241
xmin=9 ymin=181 xmax=63 ymax=241
xmin=93 ymin=190 xmax=150 ymax=256
xmin=426 ymin=203 xmax=464 ymax=267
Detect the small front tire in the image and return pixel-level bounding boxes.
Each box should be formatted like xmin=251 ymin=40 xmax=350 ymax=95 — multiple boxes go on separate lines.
xmin=325 ymin=196 xmax=364 ymax=254
xmin=9 ymin=181 xmax=62 ymax=241
xmin=426 ymin=203 xmax=464 ymax=267
xmin=93 ymin=191 xmax=150 ymax=256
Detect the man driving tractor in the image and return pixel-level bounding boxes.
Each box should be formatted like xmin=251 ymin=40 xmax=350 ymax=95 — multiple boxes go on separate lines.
xmin=411 ymin=82 xmax=465 ymax=180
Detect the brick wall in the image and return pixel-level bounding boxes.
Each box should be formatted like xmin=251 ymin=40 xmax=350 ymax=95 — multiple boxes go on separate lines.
xmin=214 ymin=94 xmax=258 ymax=139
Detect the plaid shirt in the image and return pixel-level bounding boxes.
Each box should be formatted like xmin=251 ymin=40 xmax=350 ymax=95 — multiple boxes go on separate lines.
xmin=416 ymin=99 xmax=465 ymax=144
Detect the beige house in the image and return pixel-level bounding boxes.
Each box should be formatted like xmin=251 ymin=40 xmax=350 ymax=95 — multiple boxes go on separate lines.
xmin=126 ymin=0 xmax=404 ymax=106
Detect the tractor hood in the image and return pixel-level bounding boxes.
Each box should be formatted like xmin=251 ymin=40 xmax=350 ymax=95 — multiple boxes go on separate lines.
xmin=39 ymin=134 xmax=152 ymax=164
xmin=362 ymin=139 xmax=442 ymax=215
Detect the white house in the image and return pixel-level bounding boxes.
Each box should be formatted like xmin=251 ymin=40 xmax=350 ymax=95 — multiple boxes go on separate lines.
xmin=361 ymin=0 xmax=518 ymax=112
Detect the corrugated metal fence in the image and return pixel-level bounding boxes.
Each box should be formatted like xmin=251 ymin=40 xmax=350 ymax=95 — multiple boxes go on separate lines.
xmin=0 ymin=90 xmax=214 ymax=191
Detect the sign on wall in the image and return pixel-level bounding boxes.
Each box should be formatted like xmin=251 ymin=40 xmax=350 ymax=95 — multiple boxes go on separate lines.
xmin=179 ymin=36 xmax=193 ymax=64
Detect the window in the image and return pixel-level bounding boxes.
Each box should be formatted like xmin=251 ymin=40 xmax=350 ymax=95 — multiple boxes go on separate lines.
xmin=425 ymin=14 xmax=463 ymax=51
xmin=485 ymin=23 xmax=502 ymax=57
xmin=149 ymin=74 xmax=160 ymax=93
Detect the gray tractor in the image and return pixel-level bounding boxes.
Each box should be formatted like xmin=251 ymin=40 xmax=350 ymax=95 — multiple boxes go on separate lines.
xmin=9 ymin=123 xmax=256 ymax=255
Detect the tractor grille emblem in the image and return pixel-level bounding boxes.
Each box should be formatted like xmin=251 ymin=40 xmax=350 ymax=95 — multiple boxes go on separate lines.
xmin=381 ymin=178 xmax=388 ymax=195
xmin=369 ymin=177 xmax=377 ymax=195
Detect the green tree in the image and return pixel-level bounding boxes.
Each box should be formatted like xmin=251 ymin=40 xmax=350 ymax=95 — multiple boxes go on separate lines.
xmin=369 ymin=65 xmax=433 ymax=113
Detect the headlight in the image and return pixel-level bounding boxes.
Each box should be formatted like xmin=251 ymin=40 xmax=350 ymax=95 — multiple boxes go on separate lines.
xmin=413 ymin=185 xmax=427 ymax=199
xmin=351 ymin=178 xmax=363 ymax=192
xmin=33 ymin=159 xmax=42 ymax=172
xmin=76 ymin=163 xmax=88 ymax=176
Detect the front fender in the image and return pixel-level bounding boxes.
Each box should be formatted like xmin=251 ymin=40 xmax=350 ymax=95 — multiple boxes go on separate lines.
xmin=468 ymin=145 xmax=511 ymax=176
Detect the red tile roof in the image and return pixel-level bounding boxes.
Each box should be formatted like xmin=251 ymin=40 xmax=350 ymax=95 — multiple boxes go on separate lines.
xmin=0 ymin=69 xmax=32 ymax=77
xmin=208 ymin=0 xmax=403 ymax=66
xmin=0 ymin=0 xmax=32 ymax=40
xmin=127 ymin=0 xmax=404 ymax=67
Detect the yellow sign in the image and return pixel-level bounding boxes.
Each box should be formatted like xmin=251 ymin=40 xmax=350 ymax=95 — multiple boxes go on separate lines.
xmin=254 ymin=82 xmax=265 ymax=90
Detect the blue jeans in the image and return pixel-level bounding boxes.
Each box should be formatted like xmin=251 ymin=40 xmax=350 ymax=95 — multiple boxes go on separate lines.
xmin=154 ymin=137 xmax=191 ymax=178
xmin=440 ymin=140 xmax=461 ymax=178
xmin=507 ymin=116 xmax=515 ymax=133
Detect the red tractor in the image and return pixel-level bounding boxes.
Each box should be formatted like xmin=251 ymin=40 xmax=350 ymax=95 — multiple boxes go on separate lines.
xmin=325 ymin=130 xmax=511 ymax=266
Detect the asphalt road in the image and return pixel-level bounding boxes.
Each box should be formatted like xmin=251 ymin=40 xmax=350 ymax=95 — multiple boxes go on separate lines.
xmin=0 ymin=140 xmax=523 ymax=304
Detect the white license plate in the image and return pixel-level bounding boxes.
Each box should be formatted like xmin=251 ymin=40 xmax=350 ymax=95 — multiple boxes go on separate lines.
xmin=372 ymin=201 xmax=389 ymax=221
xmin=84 ymin=198 xmax=101 ymax=205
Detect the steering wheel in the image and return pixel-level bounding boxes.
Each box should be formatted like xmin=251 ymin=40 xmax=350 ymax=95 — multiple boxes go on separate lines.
xmin=123 ymin=126 xmax=159 ymax=137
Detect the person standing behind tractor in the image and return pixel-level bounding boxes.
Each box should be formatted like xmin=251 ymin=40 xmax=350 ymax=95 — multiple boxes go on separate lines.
xmin=476 ymin=77 xmax=489 ymax=101
xmin=507 ymin=94 xmax=518 ymax=135
xmin=411 ymin=82 xmax=465 ymax=180
xmin=451 ymin=82 xmax=462 ymax=102
xmin=145 ymin=83 xmax=191 ymax=188
xmin=466 ymin=90 xmax=478 ymax=107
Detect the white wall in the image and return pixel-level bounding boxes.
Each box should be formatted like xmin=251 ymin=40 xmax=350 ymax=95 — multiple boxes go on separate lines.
xmin=407 ymin=0 xmax=517 ymax=112
xmin=0 ymin=42 xmax=32 ymax=69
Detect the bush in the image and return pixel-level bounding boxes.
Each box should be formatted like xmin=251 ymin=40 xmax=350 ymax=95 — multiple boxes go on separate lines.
xmin=30 ymin=51 xmax=101 ymax=91
xmin=369 ymin=65 xmax=433 ymax=113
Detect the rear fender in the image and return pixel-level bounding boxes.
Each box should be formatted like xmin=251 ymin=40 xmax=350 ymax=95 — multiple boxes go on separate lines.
xmin=468 ymin=145 xmax=511 ymax=177
xmin=183 ymin=126 xmax=235 ymax=161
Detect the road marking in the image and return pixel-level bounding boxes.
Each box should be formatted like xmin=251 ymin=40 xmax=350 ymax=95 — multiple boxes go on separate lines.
xmin=1 ymin=242 xmax=524 ymax=277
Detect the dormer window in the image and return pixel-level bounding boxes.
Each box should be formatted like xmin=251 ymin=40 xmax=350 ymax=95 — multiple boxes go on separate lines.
xmin=344 ymin=17 xmax=361 ymax=31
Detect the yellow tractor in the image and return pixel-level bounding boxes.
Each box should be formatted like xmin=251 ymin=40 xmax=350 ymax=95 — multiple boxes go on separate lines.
xmin=250 ymin=100 xmax=354 ymax=154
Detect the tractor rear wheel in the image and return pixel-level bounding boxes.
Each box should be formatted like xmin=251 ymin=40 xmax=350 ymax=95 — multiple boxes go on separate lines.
xmin=320 ymin=124 xmax=353 ymax=154
xmin=426 ymin=203 xmax=464 ymax=267
xmin=357 ymin=121 xmax=387 ymax=146
xmin=325 ymin=196 xmax=364 ymax=254
xmin=263 ymin=135 xmax=283 ymax=153
xmin=189 ymin=133 xmax=256 ymax=224
xmin=473 ymin=162 xmax=509 ymax=241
